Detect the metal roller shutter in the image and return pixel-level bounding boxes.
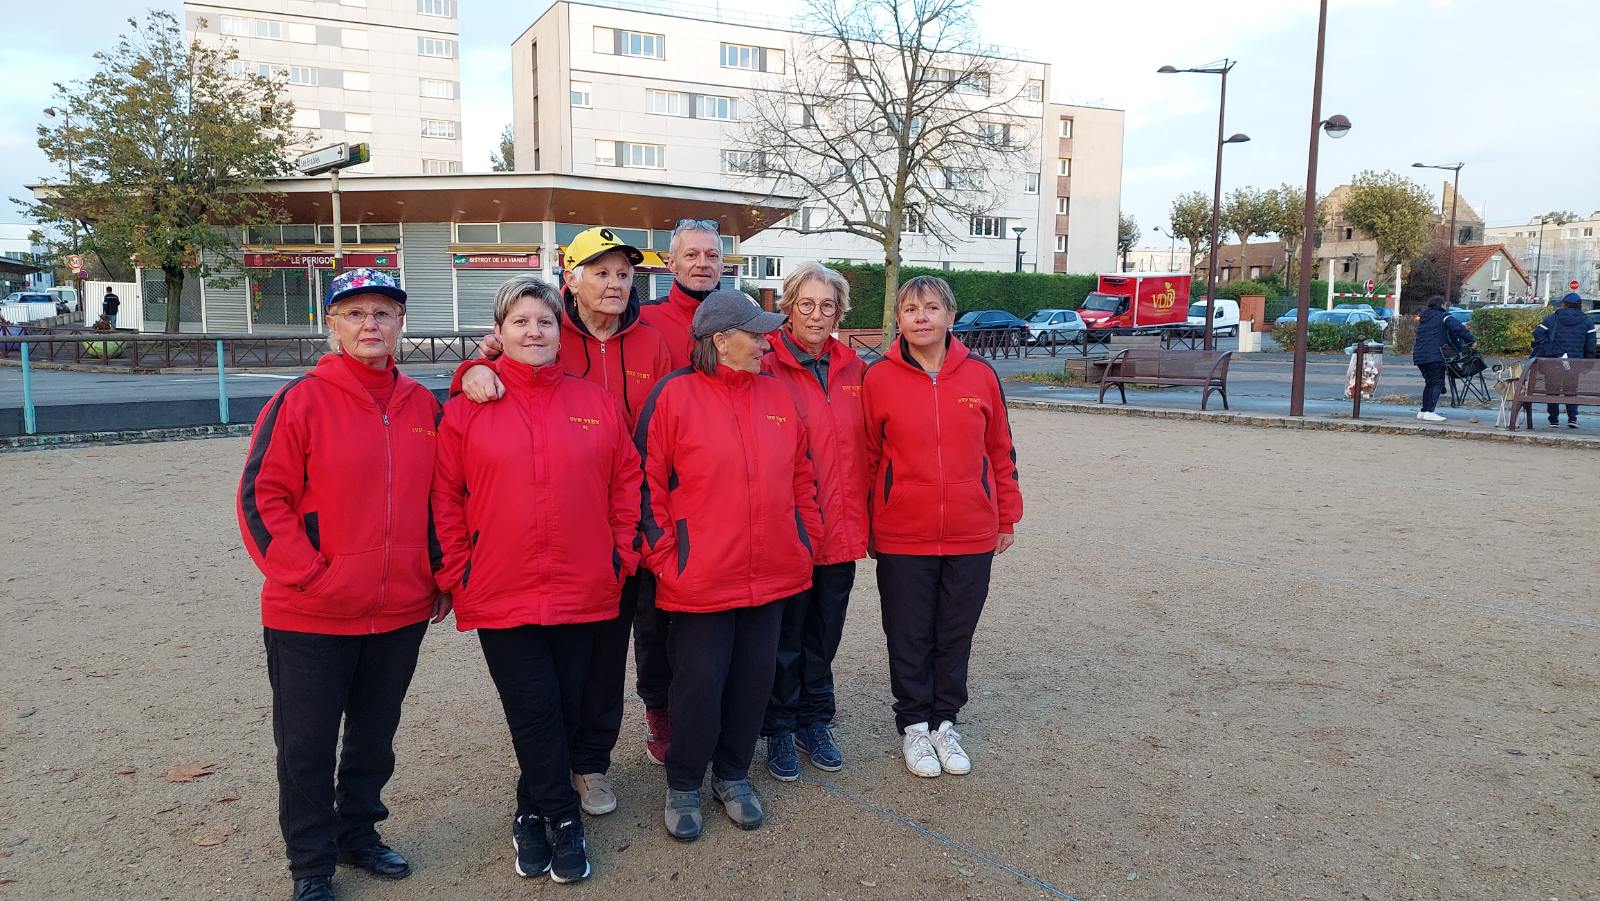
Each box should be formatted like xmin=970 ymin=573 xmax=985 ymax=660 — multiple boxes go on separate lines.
xmin=456 ymin=270 xmax=508 ymax=329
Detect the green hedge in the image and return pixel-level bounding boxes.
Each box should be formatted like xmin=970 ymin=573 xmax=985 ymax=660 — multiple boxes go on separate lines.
xmin=830 ymin=264 xmax=1099 ymax=330
xmin=1468 ymin=307 xmax=1546 ymax=355
xmin=1272 ymin=320 xmax=1384 ymax=352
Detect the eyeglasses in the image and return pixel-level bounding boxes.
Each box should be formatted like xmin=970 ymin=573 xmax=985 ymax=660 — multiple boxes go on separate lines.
xmin=332 ymin=309 xmax=399 ymax=326
xmin=794 ymin=299 xmax=840 ymax=317
xmin=675 ymin=218 xmax=720 ymax=232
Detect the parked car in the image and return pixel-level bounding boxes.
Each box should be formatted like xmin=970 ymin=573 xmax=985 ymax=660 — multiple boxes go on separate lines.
xmin=46 ymin=286 xmax=79 ymax=314
xmin=951 ymin=309 xmax=1030 ymax=339
xmin=1447 ymin=308 xmax=1473 ymax=329
xmin=1334 ymin=302 xmax=1378 ymax=316
xmin=1309 ymin=309 xmax=1383 ymax=329
xmin=1025 ymin=308 xmax=1085 ymax=345
xmin=1 ymin=292 xmax=58 ymax=323
xmin=1274 ymin=307 xmax=1304 ymax=326
xmin=1587 ymin=309 xmax=1600 ymax=329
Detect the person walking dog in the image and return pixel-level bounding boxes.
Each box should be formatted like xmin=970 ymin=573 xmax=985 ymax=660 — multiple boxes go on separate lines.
xmin=1412 ymin=296 xmax=1476 ymax=423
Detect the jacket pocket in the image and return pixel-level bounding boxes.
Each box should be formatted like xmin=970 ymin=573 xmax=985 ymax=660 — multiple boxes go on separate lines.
xmin=295 ymin=549 xmax=385 ymax=618
xmin=874 ymin=480 xmax=940 ymax=541
xmin=944 ymin=478 xmax=999 ymax=541
xmin=385 ymin=544 xmax=437 ymax=610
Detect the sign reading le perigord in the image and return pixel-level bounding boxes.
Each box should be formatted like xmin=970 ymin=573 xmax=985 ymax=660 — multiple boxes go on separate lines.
xmin=244 ymin=252 xmax=397 ymax=269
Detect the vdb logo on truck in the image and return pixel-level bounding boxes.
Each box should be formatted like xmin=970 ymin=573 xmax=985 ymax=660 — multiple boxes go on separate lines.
xmin=1151 ymin=283 xmax=1177 ymax=311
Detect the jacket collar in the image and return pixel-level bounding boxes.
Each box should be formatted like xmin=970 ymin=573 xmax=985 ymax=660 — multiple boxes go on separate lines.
xmin=768 ymin=327 xmax=841 ymax=370
xmin=889 ymin=332 xmax=968 ymax=374
xmin=703 ymin=362 xmax=757 ymax=387
xmin=563 ymin=287 xmax=642 ymax=341
xmin=312 ymin=352 xmax=402 ymax=406
xmin=668 ymin=280 xmax=712 ymax=315
xmin=493 ymin=353 xmax=565 ymax=391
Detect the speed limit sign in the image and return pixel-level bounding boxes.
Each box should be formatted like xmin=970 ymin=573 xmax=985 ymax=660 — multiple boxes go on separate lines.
xmin=66 ymin=253 xmax=84 ymax=272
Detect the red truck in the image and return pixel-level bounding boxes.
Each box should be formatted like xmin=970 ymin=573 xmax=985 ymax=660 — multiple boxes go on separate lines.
xmin=1077 ymin=273 xmax=1192 ymax=338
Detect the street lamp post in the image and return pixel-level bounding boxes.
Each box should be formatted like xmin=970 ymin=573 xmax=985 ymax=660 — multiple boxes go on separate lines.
xmin=1159 ymin=60 xmax=1250 ymax=350
xmin=1155 ymin=226 xmax=1177 ymax=270
xmin=1534 ymin=216 xmax=1549 ymax=299
xmin=1012 ymin=225 xmax=1027 ymax=273
xmin=1288 ymin=0 xmax=1353 ymax=417
xmin=1413 ymin=161 xmax=1464 ymax=304
xmin=43 ymin=106 xmax=82 ymax=299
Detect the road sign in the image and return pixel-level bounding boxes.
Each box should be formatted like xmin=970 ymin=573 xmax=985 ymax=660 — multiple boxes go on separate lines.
xmin=65 ymin=254 xmax=84 ymax=272
xmin=1572 ymin=280 xmax=1581 ymax=292
xmin=1364 ymin=278 xmax=1374 ymax=295
xmin=296 ymin=142 xmax=371 ymax=176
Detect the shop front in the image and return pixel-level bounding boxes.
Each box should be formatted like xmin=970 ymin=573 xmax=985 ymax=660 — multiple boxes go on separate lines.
xmin=243 ymin=250 xmax=401 ymax=333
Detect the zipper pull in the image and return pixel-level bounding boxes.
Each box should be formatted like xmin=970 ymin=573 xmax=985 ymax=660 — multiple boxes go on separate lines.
xmin=382 ymin=413 xmax=389 ymax=426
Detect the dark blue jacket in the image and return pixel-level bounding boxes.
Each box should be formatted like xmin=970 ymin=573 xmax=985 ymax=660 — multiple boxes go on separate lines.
xmin=1412 ymin=307 xmax=1474 ymax=364
xmin=1531 ymin=307 xmax=1598 ymax=359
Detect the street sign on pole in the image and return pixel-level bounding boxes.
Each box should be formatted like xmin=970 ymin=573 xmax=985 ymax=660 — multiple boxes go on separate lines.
xmin=1364 ymin=278 xmax=1374 ymax=295
xmin=1571 ymin=280 xmax=1581 ymax=292
xmin=66 ymin=254 xmax=84 ymax=273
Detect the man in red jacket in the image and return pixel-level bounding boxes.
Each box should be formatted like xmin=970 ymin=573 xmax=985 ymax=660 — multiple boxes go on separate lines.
xmin=236 ymin=269 xmax=447 ymax=901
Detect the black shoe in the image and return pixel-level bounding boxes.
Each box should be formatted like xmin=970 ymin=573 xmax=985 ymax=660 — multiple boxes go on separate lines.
xmin=291 ymin=876 xmax=334 ymax=901
xmin=512 ymin=814 xmax=552 ymax=878
xmin=336 ymin=842 xmax=410 ymax=880
xmin=1568 ymin=421 xmax=1580 ymax=429
xmin=548 ymin=816 xmax=592 ymax=884
xmin=1549 ymin=419 xmax=1561 ymax=427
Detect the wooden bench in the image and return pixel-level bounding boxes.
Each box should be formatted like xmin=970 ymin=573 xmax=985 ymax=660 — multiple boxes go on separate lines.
xmin=1506 ymin=357 xmax=1600 ymax=430
xmin=1076 ymin=335 xmax=1161 ymax=382
xmin=1097 ymin=347 xmax=1235 ymax=411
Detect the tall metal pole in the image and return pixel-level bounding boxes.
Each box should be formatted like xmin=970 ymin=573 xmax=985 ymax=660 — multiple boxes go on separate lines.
xmin=1014 ymin=229 xmax=1023 ymax=273
xmin=1534 ymin=217 xmax=1546 ymax=299
xmin=1203 ymin=66 xmax=1230 ymax=351
xmin=1444 ymin=166 xmax=1461 ymax=303
xmin=1289 ymin=0 xmax=1329 ymax=417
xmin=330 ymin=168 xmax=345 ymax=275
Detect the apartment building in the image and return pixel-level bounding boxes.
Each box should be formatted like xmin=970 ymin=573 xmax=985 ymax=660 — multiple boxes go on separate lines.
xmin=510 ymin=0 xmax=1123 ymax=288
xmin=185 ymin=0 xmax=464 ymax=177
xmin=1484 ymin=211 xmax=1600 ymax=298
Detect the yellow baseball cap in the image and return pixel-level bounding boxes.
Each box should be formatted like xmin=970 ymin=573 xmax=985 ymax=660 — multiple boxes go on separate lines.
xmin=566 ymin=226 xmax=644 ymax=268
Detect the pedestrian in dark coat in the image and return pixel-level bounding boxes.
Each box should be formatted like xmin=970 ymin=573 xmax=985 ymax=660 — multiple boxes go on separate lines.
xmin=1411 ymin=296 xmax=1475 ymax=422
xmin=1527 ymin=293 xmax=1598 ymax=428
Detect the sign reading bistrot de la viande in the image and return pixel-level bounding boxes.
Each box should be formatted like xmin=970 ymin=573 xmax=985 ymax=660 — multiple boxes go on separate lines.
xmin=452 ymin=252 xmax=542 ymax=269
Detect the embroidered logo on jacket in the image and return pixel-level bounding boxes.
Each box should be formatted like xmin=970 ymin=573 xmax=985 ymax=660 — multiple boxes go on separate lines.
xmin=957 ymin=395 xmax=982 ymax=408
xmin=625 ymin=369 xmax=655 ymax=381
xmin=841 ymin=384 xmax=863 ymax=396
xmin=570 ymin=416 xmax=601 ymax=431
xmin=766 ymin=414 xmax=789 ymax=425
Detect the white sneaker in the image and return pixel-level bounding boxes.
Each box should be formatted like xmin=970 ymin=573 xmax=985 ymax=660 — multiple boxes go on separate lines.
xmin=901 ymin=723 xmax=941 ymax=778
xmin=931 ymin=720 xmax=971 ymax=775
xmin=1418 ymin=411 xmax=1446 ymax=422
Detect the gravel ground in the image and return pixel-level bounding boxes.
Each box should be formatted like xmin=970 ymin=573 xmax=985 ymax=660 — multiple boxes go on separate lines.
xmin=2 ymin=411 xmax=1597 ymax=901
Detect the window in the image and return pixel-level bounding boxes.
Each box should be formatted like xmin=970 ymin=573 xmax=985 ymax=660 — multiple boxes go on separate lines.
xmin=224 ymin=59 xmax=248 ymax=77
xmin=344 ymin=71 xmax=370 ymax=91
xmin=943 ymin=168 xmax=979 ymax=191
xmin=788 ymin=103 xmax=816 ymax=127
xmin=423 ymin=159 xmax=460 ymax=174
xmin=957 ymin=72 xmax=991 ymax=95
xmin=1056 ymin=196 xmax=1070 ymax=215
xmin=720 ymin=43 xmax=758 ymax=70
xmin=1024 ymin=173 xmax=1039 ymax=194
xmin=288 ymin=66 xmax=317 ymax=86
xmin=970 ymin=216 xmax=1004 ymax=238
xmin=618 ymin=30 xmax=664 ymax=59
xmin=738 ymin=257 xmax=755 ymax=278
xmin=1055 ymin=235 xmax=1067 ymax=253
xmin=420 ymin=118 xmax=457 ymax=139
xmin=1057 ymin=158 xmax=1071 ymax=176
xmin=1489 ymin=258 xmax=1501 ymax=280
xmin=1344 ymin=227 xmax=1354 ymax=240
xmin=624 ymin=142 xmax=666 ymax=169
xmin=1569 ymin=228 xmax=1580 ymax=239
xmin=695 ymin=94 xmax=736 ymax=121
xmin=457 ymin=223 xmax=499 ymax=242
xmin=417 ymin=0 xmax=455 ymax=16
xmin=903 ymin=207 xmax=925 ymax=234
xmin=1025 ymin=80 xmax=1043 ymax=102
xmin=975 ymin=121 xmax=1008 ymax=144
xmin=1059 ymin=118 xmax=1073 ymax=138
xmin=341 ymin=29 xmax=368 ymax=50
xmin=501 ymin=223 xmax=541 ymax=243
xmin=253 ymin=19 xmax=284 ymax=40
xmin=318 ymin=225 xmax=359 ymax=245
xmin=595 ymin=140 xmax=616 ymax=165
xmin=1585 ymin=227 xmax=1594 ymax=237
xmin=721 ymin=150 xmax=765 ymax=174
xmin=345 ymin=113 xmax=372 ymax=132
xmin=420 ymin=78 xmax=455 ymax=99
xmin=291 ymin=108 xmax=321 ymax=129
xmin=220 ymin=16 xmax=248 ymax=35
xmin=645 ymin=89 xmax=685 ymax=116
xmin=417 ymin=37 xmax=455 ymax=58
xmin=570 ymin=81 xmax=592 ymax=107
xmin=762 ymin=256 xmax=783 ymax=279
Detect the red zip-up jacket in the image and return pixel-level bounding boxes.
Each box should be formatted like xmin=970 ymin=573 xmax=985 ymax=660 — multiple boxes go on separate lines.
xmin=237 ymin=353 xmax=441 ymax=635
xmin=862 ymin=336 xmax=1022 ymax=556
xmin=431 ymin=356 xmax=642 ymax=631
xmin=761 ymin=331 xmax=870 ymax=565
xmin=449 ymin=290 xmax=673 ymax=430
xmin=639 ymin=282 xmax=709 ymax=368
xmin=634 ymin=365 xmax=823 ymax=613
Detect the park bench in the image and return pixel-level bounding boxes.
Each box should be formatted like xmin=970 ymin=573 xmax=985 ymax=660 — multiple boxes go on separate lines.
xmin=1505 ymin=357 xmax=1600 ymax=430
xmin=1097 ymin=347 xmax=1235 ymax=411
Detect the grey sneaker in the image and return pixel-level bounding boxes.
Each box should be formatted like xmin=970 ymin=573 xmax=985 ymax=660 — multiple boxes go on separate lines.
xmin=710 ymin=777 xmax=765 ymax=830
xmin=572 ymin=772 xmax=617 ymax=816
xmin=664 ymin=787 xmax=702 ymax=842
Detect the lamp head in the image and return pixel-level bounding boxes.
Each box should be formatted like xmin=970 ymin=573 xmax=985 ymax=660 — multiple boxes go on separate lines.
xmin=1223 ymin=133 xmax=1251 ymax=145
xmin=1012 ymin=225 xmax=1027 ymax=236
xmin=1322 ymin=114 xmax=1351 ymax=139
xmin=1157 ymin=65 xmax=1179 ymax=74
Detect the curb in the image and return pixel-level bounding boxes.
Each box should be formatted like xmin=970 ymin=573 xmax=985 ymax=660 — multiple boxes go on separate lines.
xmin=1 ymin=423 xmax=254 ymax=453
xmin=1005 ymin=398 xmax=1598 ymax=449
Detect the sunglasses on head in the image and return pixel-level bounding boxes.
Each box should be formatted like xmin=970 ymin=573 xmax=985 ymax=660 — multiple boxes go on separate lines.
xmin=676 ymin=218 xmax=719 ymax=231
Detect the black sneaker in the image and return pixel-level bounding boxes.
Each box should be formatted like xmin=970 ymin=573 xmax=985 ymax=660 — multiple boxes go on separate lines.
xmin=1568 ymin=421 xmax=1580 ymax=429
xmin=548 ymin=816 xmax=591 ymax=884
xmin=512 ymin=814 xmax=551 ymax=878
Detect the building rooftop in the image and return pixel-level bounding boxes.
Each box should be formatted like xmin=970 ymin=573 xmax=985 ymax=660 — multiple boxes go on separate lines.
xmin=1456 ymin=243 xmax=1529 ymax=283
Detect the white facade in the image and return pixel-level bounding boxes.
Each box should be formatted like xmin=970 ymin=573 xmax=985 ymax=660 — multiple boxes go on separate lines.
xmin=510 ymin=0 xmax=1123 ymax=287
xmin=1483 ymin=212 xmax=1600 ymax=298
xmin=186 ymin=0 xmax=464 ymax=177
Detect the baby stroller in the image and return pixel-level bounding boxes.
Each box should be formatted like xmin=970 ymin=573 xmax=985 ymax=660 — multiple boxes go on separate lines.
xmin=1442 ymin=344 xmax=1494 ymax=407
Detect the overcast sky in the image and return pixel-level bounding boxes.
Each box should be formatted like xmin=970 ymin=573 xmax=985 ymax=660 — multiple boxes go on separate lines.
xmin=10 ymin=0 xmax=1598 ymax=248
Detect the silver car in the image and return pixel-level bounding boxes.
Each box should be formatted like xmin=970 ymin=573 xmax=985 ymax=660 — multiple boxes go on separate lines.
xmin=1027 ymin=308 xmax=1086 ymax=345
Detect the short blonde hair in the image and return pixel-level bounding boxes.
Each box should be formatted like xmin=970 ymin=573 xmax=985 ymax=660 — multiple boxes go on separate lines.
xmin=778 ymin=261 xmax=851 ymax=318
xmin=895 ymin=275 xmax=957 ymax=313
xmin=494 ymin=275 xmax=562 ymax=326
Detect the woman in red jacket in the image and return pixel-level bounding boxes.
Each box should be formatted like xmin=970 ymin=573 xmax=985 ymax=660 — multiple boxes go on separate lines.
xmin=431 ymin=277 xmax=642 ymax=885
xmin=758 ymin=262 xmax=869 ymax=781
xmin=454 ymin=227 xmax=673 ymax=817
xmin=635 ymin=290 xmax=822 ymax=842
xmin=861 ymin=275 xmax=1023 ymax=781
xmin=236 ymin=269 xmax=446 ymax=901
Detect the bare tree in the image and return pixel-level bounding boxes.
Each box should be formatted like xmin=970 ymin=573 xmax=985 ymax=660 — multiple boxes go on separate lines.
xmin=729 ymin=0 xmax=1035 ymax=336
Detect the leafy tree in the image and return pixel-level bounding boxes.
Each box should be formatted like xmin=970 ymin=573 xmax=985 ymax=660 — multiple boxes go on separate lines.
xmin=1341 ymin=169 xmax=1435 ymax=276
xmin=730 ymin=0 xmax=1034 ymax=337
xmin=1168 ymin=190 xmax=1212 ymax=275
xmin=1262 ymin=183 xmax=1329 ymax=286
xmin=1117 ymin=213 xmax=1139 ymax=270
xmin=1221 ymin=187 xmax=1274 ymax=282
xmin=22 ymin=11 xmax=298 ymax=332
xmin=1402 ymin=240 xmax=1463 ymax=311
xmin=1541 ymin=210 xmax=1578 ymax=226
xmin=490 ymin=123 xmax=515 ymax=172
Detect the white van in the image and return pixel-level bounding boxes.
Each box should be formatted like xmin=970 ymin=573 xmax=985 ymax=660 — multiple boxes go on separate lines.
xmin=1186 ymin=298 xmax=1241 ymax=337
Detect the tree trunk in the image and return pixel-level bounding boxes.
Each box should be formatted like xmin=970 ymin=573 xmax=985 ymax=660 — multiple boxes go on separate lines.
xmin=163 ymin=265 xmax=185 ymax=334
xmin=1236 ymin=234 xmax=1249 ymax=282
xmin=881 ymin=249 xmax=901 ymax=344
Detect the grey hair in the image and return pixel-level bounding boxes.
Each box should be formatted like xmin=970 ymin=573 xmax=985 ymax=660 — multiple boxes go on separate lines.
xmin=896 ymin=275 xmax=958 ymax=313
xmin=689 ymin=334 xmax=720 ymax=376
xmin=669 ymin=219 xmax=722 ymax=255
xmin=778 ymin=261 xmax=851 ymax=318
xmin=494 ymin=275 xmax=562 ymax=326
